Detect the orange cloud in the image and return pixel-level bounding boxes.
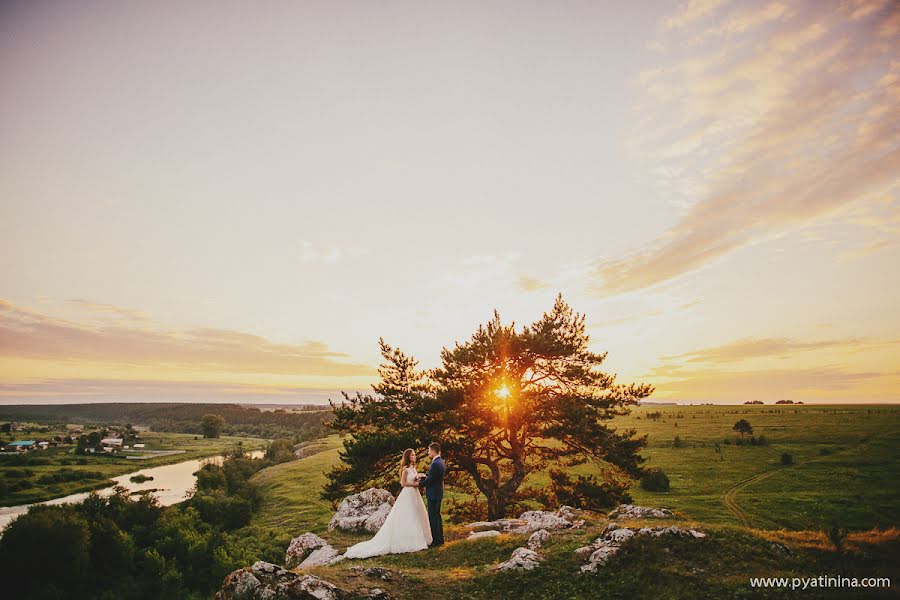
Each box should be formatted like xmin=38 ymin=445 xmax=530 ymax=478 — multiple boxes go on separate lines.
xmin=661 ymin=336 xmax=900 ymax=364
xmin=0 ymin=298 xmax=375 ymax=377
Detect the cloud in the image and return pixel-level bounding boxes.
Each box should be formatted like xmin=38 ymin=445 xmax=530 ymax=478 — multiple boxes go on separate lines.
xmin=597 ymin=0 xmax=900 ymax=297
xmin=0 ymin=378 xmax=364 ymax=403
xmin=664 ymin=0 xmax=729 ymax=30
xmin=516 ymin=275 xmax=551 ymax=292
xmin=0 ymin=298 xmax=375 ymax=377
xmin=661 ymin=336 xmax=900 ymax=364
xmin=639 ymin=362 xmax=893 ymax=401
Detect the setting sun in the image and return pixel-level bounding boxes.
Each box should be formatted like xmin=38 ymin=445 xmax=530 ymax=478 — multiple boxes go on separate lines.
xmin=495 ymin=384 xmax=511 ymax=400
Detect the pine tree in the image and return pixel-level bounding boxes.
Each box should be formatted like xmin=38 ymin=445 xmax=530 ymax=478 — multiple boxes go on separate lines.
xmin=323 ymin=294 xmax=654 ymax=520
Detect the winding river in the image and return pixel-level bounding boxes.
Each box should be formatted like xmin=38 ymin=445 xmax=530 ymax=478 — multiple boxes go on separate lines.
xmin=0 ymin=449 xmax=265 ymax=532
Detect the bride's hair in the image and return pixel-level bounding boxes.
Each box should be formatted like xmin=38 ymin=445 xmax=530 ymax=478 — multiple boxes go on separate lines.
xmin=399 ymin=448 xmax=414 ymax=479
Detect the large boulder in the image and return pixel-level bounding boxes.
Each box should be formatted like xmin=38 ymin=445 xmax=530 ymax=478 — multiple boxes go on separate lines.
xmin=607 ymin=504 xmax=675 ymax=519
xmin=495 ymin=547 xmax=543 ymax=571
xmin=329 ymin=488 xmax=395 ymax=533
xmin=285 ymin=533 xmax=345 ymax=569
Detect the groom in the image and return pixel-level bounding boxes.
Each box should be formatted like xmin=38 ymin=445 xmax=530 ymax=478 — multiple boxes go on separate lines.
xmin=417 ymin=441 xmax=445 ymax=547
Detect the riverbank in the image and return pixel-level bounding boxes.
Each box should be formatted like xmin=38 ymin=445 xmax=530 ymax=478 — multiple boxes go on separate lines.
xmin=0 ymin=448 xmax=267 ymax=531
xmin=0 ymin=431 xmax=269 ymax=506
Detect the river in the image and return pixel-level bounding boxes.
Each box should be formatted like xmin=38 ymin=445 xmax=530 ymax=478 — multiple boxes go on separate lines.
xmin=0 ymin=449 xmax=265 ymax=532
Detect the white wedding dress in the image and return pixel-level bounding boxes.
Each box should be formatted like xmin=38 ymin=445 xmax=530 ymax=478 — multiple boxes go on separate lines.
xmin=344 ymin=466 xmax=433 ymax=558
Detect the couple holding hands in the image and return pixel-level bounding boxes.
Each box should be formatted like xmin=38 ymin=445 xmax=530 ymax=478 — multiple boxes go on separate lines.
xmin=344 ymin=442 xmax=446 ymax=559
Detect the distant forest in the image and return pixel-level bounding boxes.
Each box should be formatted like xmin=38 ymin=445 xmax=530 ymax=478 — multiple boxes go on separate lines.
xmin=0 ymin=403 xmax=332 ymax=439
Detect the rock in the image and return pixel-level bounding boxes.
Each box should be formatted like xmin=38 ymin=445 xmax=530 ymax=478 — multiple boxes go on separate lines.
xmin=607 ymin=528 xmax=636 ymax=544
xmin=519 ymin=509 xmax=572 ymax=531
xmin=495 ymin=547 xmax=543 ymax=571
xmin=607 ymin=504 xmax=675 ymax=519
xmin=580 ymin=545 xmax=621 ymax=572
xmin=362 ymin=567 xmax=392 ymax=581
xmin=557 ymin=505 xmax=579 ymax=520
xmin=578 ymin=524 xmax=707 ymax=573
xmin=329 ymin=488 xmax=395 ymax=533
xmin=284 ymin=574 xmax=347 ymax=600
xmin=769 ymin=541 xmax=791 ymax=555
xmin=216 ymin=569 xmax=261 ymax=600
xmin=250 ymin=561 xmax=298 ymax=585
xmin=465 ymin=519 xmax=530 ymax=534
xmin=299 ymin=545 xmax=344 ymax=568
xmin=285 ymin=533 xmax=331 ymax=568
xmin=217 ymin=563 xmax=348 ymax=600
xmin=367 ymin=589 xmax=393 ymax=600
xmin=468 ymin=530 xmax=502 ymax=540
xmin=570 ymin=519 xmax=587 ymax=529
xmin=527 ymin=529 xmax=551 ymax=550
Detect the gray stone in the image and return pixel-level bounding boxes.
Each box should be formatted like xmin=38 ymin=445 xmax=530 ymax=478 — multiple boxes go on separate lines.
xmin=216 ymin=569 xmax=261 ymax=600
xmin=495 ymin=547 xmax=543 ymax=571
xmin=329 ymin=488 xmax=395 ymax=533
xmin=527 ymin=529 xmax=551 ymax=550
xmin=519 ymin=509 xmax=572 ymax=531
xmin=285 ymin=533 xmax=330 ymax=569
xmin=607 ymin=504 xmax=675 ymax=519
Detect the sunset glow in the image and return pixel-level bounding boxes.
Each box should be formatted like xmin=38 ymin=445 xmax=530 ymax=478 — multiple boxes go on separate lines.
xmin=1 ymin=0 xmax=898 ymax=405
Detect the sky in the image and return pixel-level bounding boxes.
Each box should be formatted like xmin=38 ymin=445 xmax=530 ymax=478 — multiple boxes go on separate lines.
xmin=1 ymin=0 xmax=898 ymax=405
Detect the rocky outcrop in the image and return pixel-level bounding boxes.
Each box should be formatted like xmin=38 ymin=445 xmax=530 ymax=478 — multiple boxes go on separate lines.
xmin=329 ymin=488 xmax=395 ymax=533
xmin=285 ymin=533 xmax=344 ymax=569
xmin=519 ymin=509 xmax=572 ymax=531
xmin=216 ymin=563 xmax=348 ymax=600
xmin=577 ymin=524 xmax=706 ymax=573
xmin=607 ymin=504 xmax=675 ymax=519
xmin=495 ymin=546 xmax=543 ymax=571
xmin=466 ymin=506 xmax=579 ymax=536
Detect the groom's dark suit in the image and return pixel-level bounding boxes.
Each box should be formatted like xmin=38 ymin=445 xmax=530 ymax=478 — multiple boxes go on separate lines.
xmin=419 ymin=455 xmax=445 ymax=546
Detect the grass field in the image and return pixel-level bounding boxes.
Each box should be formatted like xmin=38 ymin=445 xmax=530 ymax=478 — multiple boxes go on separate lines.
xmin=0 ymin=430 xmax=268 ymax=506
xmin=236 ymin=404 xmax=900 ymax=598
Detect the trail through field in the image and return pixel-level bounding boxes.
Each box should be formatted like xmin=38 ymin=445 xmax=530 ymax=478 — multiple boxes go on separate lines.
xmin=721 ymin=431 xmax=898 ymax=528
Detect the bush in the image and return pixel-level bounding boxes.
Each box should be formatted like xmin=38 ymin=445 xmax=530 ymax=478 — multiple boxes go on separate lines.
xmin=819 ymin=447 xmax=831 ymax=456
xmin=546 ymin=468 xmax=632 ymax=510
xmin=640 ymin=467 xmax=671 ymax=492
xmin=781 ymin=452 xmax=793 ymax=465
xmin=673 ymin=436 xmax=683 ymax=448
xmin=757 ymin=435 xmax=769 ymax=446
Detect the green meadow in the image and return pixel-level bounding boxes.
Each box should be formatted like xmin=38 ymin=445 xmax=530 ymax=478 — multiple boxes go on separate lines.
xmin=236 ymin=404 xmax=900 ymax=599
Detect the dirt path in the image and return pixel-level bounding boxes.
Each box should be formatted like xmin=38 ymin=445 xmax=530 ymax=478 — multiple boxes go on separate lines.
xmin=720 ymin=432 xmax=896 ymax=528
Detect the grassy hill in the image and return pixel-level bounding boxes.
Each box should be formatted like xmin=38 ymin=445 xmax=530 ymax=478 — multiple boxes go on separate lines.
xmin=238 ymin=405 xmax=900 ymax=599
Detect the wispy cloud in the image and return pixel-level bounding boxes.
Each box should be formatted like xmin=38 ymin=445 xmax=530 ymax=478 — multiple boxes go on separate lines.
xmin=661 ymin=336 xmax=900 ymax=364
xmin=0 ymin=378 xmax=364 ymax=402
xmin=594 ymin=0 xmax=900 ymax=297
xmin=640 ymin=362 xmax=894 ymax=402
xmin=0 ymin=298 xmax=374 ymax=377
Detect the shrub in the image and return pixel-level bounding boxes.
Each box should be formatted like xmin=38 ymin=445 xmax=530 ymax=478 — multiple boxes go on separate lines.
xmin=757 ymin=435 xmax=769 ymax=446
xmin=819 ymin=447 xmax=831 ymax=456
xmin=547 ymin=468 xmax=632 ymax=510
xmin=639 ymin=467 xmax=670 ymax=492
xmin=673 ymin=436 xmax=683 ymax=448
xmin=781 ymin=452 xmax=793 ymax=465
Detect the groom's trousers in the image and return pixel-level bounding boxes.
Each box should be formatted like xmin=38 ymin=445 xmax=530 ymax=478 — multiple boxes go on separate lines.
xmin=427 ymin=495 xmax=444 ymax=545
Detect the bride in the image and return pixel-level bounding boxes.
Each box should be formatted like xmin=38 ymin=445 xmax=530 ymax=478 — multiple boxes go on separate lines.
xmin=344 ymin=448 xmax=433 ymax=558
